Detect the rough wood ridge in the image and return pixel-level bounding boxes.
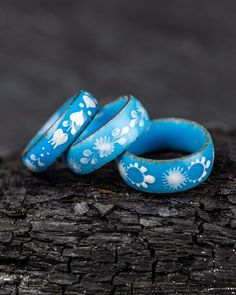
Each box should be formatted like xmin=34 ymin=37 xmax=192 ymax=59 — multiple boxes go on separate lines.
xmin=0 ymin=129 xmax=236 ymax=295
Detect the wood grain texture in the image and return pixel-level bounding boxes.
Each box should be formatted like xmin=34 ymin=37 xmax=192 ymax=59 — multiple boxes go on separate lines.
xmin=0 ymin=129 xmax=236 ymax=294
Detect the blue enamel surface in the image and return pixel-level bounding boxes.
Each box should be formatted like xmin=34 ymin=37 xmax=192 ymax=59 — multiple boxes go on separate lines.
xmin=22 ymin=90 xmax=99 ymax=172
xmin=116 ymin=119 xmax=214 ymax=193
xmin=64 ymin=95 xmax=150 ymax=174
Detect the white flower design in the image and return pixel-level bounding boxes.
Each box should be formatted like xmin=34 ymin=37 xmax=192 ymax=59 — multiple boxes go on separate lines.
xmin=188 ymin=157 xmax=211 ymax=183
xmin=162 ymin=167 xmax=188 ymax=191
xmin=62 ymin=110 xmax=84 ymax=135
xmin=67 ymin=157 xmax=81 ymax=173
xmin=48 ymin=128 xmax=68 ymax=149
xmin=118 ymin=161 xmax=155 ymax=188
xmin=130 ymin=103 xmax=148 ymax=128
xmin=80 ymin=126 xmax=130 ymax=165
xmin=94 ymin=136 xmax=114 ymax=158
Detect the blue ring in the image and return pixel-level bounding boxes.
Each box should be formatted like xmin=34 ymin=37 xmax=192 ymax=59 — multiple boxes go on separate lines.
xmin=64 ymin=95 xmax=150 ymax=174
xmin=21 ymin=90 xmax=99 ymax=172
xmin=116 ymin=118 xmax=214 ymax=193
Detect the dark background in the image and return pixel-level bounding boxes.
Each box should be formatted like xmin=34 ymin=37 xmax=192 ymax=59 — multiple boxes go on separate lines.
xmin=0 ymin=0 xmax=236 ymax=153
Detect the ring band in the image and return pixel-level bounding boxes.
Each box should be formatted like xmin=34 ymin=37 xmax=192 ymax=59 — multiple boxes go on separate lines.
xmin=116 ymin=118 xmax=214 ymax=193
xmin=21 ymin=90 xmax=99 ymax=172
xmin=64 ymin=95 xmax=150 ymax=174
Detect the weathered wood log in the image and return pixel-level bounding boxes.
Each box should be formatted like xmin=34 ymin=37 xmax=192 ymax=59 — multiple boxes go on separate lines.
xmin=0 ymin=128 xmax=236 ymax=295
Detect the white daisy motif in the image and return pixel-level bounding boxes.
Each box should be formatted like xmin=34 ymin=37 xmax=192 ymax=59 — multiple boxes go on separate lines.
xmin=80 ymin=126 xmax=129 ymax=165
xmin=188 ymin=157 xmax=211 ymax=183
xmin=67 ymin=157 xmax=81 ymax=173
xmin=118 ymin=161 xmax=155 ymax=188
xmin=93 ymin=136 xmax=115 ymax=158
xmin=162 ymin=167 xmax=188 ymax=191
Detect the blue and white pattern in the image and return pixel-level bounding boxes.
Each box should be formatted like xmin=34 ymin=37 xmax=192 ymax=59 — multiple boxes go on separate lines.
xmin=22 ymin=90 xmax=99 ymax=172
xmin=188 ymin=157 xmax=211 ymax=183
xmin=116 ymin=119 xmax=214 ymax=193
xmin=118 ymin=161 xmax=155 ymax=189
xmin=162 ymin=167 xmax=188 ymax=191
xmin=65 ymin=95 xmax=150 ymax=174
xmin=130 ymin=102 xmax=149 ymax=128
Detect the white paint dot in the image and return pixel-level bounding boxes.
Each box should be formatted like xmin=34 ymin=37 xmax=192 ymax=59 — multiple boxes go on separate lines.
xmin=47 ymin=152 xmax=50 ymax=155
xmin=42 ymin=147 xmax=45 ymax=150
xmin=88 ymin=111 xmax=92 ymax=116
xmin=40 ymin=154 xmax=44 ymax=157
xmin=79 ymin=103 xmax=84 ymax=107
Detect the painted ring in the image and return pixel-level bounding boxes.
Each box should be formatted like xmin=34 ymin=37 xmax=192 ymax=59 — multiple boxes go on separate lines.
xmin=116 ymin=118 xmax=214 ymax=193
xmin=64 ymin=95 xmax=150 ymax=174
xmin=21 ymin=90 xmax=99 ymax=172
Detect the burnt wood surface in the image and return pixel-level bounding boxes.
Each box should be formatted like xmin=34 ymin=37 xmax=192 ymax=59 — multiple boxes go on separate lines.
xmin=0 ymin=128 xmax=236 ymax=295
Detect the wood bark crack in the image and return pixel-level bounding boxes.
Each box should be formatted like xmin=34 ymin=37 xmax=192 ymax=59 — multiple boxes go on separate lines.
xmin=0 ymin=129 xmax=236 ymax=294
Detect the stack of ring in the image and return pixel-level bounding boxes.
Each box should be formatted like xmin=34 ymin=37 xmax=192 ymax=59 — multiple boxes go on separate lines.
xmin=21 ymin=91 xmax=215 ymax=194
xmin=64 ymin=95 xmax=150 ymax=174
xmin=21 ymin=90 xmax=99 ymax=172
xmin=116 ymin=119 xmax=214 ymax=193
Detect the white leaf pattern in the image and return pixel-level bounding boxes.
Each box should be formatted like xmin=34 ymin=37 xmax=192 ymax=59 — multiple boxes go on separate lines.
xmin=83 ymin=95 xmax=97 ymax=108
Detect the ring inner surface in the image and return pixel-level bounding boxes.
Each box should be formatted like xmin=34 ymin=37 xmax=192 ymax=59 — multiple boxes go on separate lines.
xmin=73 ymin=97 xmax=128 ymax=144
xmin=127 ymin=120 xmax=207 ymax=160
xmin=23 ymin=97 xmax=74 ymax=155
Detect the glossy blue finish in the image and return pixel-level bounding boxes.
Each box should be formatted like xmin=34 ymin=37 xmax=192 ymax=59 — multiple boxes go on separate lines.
xmin=116 ymin=119 xmax=214 ymax=193
xmin=64 ymin=95 xmax=150 ymax=174
xmin=22 ymin=90 xmax=99 ymax=172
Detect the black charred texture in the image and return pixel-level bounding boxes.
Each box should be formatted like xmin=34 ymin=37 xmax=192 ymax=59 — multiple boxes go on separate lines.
xmin=0 ymin=129 xmax=236 ymax=295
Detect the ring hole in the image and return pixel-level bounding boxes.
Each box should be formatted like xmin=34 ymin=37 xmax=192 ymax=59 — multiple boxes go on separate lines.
xmin=142 ymin=149 xmax=189 ymax=160
xmin=127 ymin=119 xmax=209 ymax=161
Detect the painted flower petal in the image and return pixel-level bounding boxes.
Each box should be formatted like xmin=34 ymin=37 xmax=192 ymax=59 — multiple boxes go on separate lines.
xmin=121 ymin=126 xmax=129 ymax=135
xmin=205 ymin=160 xmax=211 ymax=168
xmin=117 ymin=137 xmax=127 ymax=145
xmin=144 ymin=175 xmax=156 ymax=184
xmin=80 ymin=157 xmax=89 ymax=164
xmin=91 ymin=157 xmax=97 ymax=164
xmin=130 ymin=119 xmax=136 ymax=128
xmin=83 ymin=149 xmax=92 ymax=157
xmin=141 ymin=182 xmax=148 ymax=188
xmin=83 ymin=95 xmax=96 ymax=108
xmin=139 ymin=120 xmax=144 ymax=127
xmin=140 ymin=166 xmax=147 ymax=173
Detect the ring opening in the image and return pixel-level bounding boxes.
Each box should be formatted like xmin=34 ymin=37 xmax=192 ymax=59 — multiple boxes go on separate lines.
xmin=73 ymin=96 xmax=129 ymax=144
xmin=127 ymin=119 xmax=209 ymax=160
xmin=22 ymin=96 xmax=75 ymax=156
